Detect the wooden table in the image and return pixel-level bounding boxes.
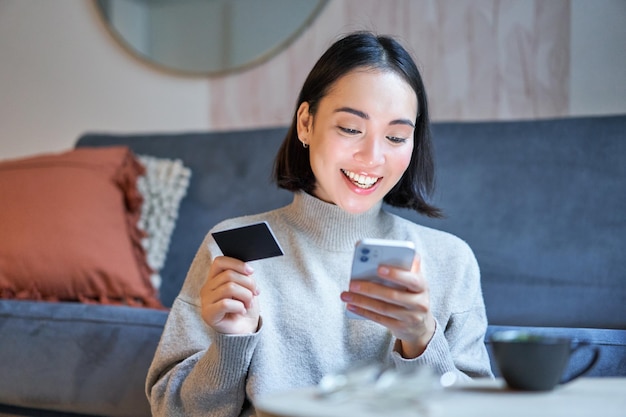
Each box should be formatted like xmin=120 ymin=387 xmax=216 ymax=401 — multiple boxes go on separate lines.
xmin=256 ymin=378 xmax=626 ymax=417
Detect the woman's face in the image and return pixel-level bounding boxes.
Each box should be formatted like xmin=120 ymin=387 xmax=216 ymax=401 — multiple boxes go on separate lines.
xmin=297 ymin=69 xmax=417 ymax=214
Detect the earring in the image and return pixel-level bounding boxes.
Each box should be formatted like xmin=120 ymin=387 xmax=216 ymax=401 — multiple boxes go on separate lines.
xmin=302 ymin=142 xmax=309 ymax=149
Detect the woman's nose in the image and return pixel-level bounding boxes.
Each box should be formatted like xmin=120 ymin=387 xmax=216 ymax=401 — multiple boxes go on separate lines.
xmin=354 ymin=136 xmax=385 ymax=166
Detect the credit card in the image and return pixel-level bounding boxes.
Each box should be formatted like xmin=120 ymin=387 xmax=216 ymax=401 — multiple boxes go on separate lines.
xmin=211 ymin=221 xmax=284 ymax=262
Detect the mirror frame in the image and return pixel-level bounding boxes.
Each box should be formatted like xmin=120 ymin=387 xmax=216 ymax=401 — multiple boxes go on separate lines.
xmin=92 ymin=0 xmax=329 ymax=77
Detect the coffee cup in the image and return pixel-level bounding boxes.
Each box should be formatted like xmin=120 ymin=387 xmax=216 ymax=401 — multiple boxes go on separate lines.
xmin=490 ymin=330 xmax=600 ymax=391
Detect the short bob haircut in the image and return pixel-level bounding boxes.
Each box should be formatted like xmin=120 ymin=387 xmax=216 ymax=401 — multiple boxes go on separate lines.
xmin=273 ymin=31 xmax=441 ymax=218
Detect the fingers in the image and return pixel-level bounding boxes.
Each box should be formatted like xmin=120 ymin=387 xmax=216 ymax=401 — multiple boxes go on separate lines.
xmin=343 ymin=280 xmax=429 ymax=320
xmin=342 ymin=267 xmax=434 ymax=353
xmin=345 ymin=256 xmax=427 ymax=306
xmin=341 ymin=255 xmax=429 ymax=322
xmin=204 ymin=256 xmax=259 ymax=295
xmin=201 ymin=256 xmax=260 ymax=331
xmin=377 ymin=256 xmax=425 ymax=293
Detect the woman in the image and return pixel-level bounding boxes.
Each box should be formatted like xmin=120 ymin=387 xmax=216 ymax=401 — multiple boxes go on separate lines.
xmin=146 ymin=31 xmax=493 ymax=417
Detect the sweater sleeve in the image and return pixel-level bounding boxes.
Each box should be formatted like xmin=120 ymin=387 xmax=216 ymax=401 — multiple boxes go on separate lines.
xmin=390 ymin=237 xmax=494 ymax=380
xmin=145 ymin=237 xmax=261 ymax=417
xmin=391 ymin=307 xmax=492 ymax=381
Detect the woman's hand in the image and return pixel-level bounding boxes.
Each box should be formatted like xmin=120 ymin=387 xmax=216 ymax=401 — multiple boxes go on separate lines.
xmin=200 ymin=256 xmax=260 ymax=335
xmin=340 ymin=257 xmax=435 ymax=358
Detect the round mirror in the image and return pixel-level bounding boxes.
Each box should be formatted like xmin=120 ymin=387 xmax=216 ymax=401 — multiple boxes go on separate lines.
xmin=94 ymin=0 xmax=328 ymax=76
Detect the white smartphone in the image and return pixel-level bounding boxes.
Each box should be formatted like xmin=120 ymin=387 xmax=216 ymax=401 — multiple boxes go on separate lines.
xmin=346 ymin=238 xmax=416 ymax=319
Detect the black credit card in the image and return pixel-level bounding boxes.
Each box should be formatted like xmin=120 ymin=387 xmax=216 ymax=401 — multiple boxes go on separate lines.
xmin=211 ymin=221 xmax=284 ymax=262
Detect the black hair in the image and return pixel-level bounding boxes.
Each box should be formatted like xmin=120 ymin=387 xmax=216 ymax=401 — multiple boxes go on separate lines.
xmin=273 ymin=31 xmax=441 ymax=218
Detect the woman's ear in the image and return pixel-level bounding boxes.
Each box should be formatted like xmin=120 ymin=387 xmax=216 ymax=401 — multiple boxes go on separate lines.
xmin=296 ymin=102 xmax=312 ymax=146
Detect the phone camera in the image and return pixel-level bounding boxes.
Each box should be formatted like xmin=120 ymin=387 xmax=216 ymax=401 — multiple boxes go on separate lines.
xmin=360 ymin=255 xmax=369 ymax=263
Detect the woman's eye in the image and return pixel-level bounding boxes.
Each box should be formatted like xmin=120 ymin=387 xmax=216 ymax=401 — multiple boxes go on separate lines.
xmin=339 ymin=126 xmax=361 ymax=135
xmin=386 ymin=136 xmax=408 ymax=144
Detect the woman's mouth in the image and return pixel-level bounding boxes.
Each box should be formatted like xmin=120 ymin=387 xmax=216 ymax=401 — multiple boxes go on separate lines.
xmin=341 ymin=169 xmax=381 ymax=189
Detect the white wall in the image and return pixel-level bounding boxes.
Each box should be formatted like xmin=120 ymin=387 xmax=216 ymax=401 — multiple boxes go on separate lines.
xmin=570 ymin=0 xmax=626 ymax=116
xmin=0 ymin=0 xmax=624 ymax=161
xmin=0 ymin=1 xmax=210 ymax=160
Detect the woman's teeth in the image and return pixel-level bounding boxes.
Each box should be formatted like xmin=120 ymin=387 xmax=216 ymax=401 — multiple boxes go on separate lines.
xmin=341 ymin=169 xmax=380 ymax=189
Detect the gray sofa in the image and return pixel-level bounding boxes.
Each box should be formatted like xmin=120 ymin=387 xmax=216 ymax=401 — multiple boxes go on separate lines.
xmin=1 ymin=115 xmax=624 ymax=417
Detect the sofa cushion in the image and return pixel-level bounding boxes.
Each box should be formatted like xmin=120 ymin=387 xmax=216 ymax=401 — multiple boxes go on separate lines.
xmin=136 ymin=154 xmax=192 ymax=291
xmin=0 ymin=147 xmax=161 ymax=308
xmin=76 ymin=128 xmax=294 ymax=307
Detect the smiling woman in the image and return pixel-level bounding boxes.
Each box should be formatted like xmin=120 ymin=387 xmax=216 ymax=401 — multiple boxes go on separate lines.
xmin=93 ymin=0 xmax=328 ymax=76
xmin=145 ymin=31 xmax=493 ymax=417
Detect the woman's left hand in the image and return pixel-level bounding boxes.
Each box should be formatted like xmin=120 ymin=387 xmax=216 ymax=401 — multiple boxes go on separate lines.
xmin=340 ymin=256 xmax=436 ymax=358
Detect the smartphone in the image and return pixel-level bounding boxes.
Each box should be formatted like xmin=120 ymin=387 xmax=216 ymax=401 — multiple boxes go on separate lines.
xmin=211 ymin=221 xmax=283 ymax=262
xmin=346 ymin=238 xmax=416 ymax=318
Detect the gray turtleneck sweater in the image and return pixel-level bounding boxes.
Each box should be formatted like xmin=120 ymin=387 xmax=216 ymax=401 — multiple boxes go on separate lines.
xmin=146 ymin=192 xmax=493 ymax=417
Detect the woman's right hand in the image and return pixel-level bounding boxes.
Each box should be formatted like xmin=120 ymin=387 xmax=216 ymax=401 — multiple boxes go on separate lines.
xmin=200 ymin=256 xmax=260 ymax=335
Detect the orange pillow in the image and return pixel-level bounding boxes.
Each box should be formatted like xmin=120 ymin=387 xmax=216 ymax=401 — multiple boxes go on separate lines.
xmin=0 ymin=146 xmax=162 ymax=308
